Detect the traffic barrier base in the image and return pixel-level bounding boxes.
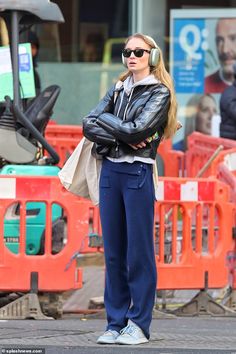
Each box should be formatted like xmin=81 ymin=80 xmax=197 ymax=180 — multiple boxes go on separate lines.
xmin=0 ymin=293 xmax=53 ymax=320
xmin=173 ymin=288 xmax=236 ymax=317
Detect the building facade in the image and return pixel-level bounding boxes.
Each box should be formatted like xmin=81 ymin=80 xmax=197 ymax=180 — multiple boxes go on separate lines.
xmin=1 ymin=0 xmax=236 ymax=146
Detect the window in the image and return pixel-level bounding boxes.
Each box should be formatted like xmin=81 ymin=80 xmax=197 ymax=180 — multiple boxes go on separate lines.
xmin=35 ymin=0 xmax=129 ymax=63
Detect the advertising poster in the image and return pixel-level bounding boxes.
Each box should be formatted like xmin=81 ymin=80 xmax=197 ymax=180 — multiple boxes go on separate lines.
xmin=170 ymin=9 xmax=236 ymax=150
xmin=0 ymin=43 xmax=35 ymax=102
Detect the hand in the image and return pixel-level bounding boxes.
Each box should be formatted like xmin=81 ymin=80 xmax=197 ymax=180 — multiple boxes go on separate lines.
xmin=176 ymin=121 xmax=183 ymax=131
xmin=129 ymin=141 xmax=147 ymax=150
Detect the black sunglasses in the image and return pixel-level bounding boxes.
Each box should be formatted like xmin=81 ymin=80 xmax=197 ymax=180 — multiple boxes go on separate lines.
xmin=122 ymin=48 xmax=151 ymax=58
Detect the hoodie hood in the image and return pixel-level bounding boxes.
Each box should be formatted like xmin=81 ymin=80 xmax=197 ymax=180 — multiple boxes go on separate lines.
xmin=123 ymin=74 xmax=160 ymax=96
xmin=115 ymin=74 xmax=160 ymax=120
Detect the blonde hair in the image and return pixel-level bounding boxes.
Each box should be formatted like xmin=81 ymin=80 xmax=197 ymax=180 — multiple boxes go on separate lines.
xmin=119 ymin=33 xmax=177 ymax=139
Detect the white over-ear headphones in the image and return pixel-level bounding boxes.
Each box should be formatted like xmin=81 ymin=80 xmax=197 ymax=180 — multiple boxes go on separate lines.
xmin=122 ymin=34 xmax=160 ymax=68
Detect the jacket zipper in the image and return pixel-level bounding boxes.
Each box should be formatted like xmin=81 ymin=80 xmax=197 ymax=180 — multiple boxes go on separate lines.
xmin=115 ymin=141 xmax=120 ymax=157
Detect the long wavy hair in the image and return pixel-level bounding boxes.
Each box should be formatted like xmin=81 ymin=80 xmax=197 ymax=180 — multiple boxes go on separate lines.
xmin=119 ymin=33 xmax=177 ymax=138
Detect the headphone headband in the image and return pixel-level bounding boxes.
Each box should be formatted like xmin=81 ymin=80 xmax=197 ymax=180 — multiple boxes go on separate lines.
xmin=144 ymin=35 xmax=158 ymax=49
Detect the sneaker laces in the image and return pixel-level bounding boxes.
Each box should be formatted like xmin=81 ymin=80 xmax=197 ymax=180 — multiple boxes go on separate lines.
xmin=120 ymin=323 xmax=138 ymax=336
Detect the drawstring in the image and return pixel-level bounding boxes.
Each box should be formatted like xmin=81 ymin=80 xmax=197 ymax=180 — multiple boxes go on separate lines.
xmin=116 ymin=87 xmax=134 ymax=121
xmin=116 ymin=90 xmax=124 ymax=117
xmin=123 ymin=87 xmax=134 ymax=121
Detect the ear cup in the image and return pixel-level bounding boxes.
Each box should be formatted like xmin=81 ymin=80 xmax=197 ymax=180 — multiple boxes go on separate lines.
xmin=149 ymin=48 xmax=160 ymax=66
xmin=144 ymin=35 xmax=160 ymax=66
xmin=122 ymin=53 xmax=127 ymax=67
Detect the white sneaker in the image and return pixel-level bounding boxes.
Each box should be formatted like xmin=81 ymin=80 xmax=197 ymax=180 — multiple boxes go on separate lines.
xmin=97 ymin=329 xmax=120 ymax=344
xmin=116 ymin=319 xmax=148 ymax=345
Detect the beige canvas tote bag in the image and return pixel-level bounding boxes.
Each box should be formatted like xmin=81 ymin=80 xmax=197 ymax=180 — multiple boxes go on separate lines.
xmin=58 ymin=137 xmax=101 ymax=205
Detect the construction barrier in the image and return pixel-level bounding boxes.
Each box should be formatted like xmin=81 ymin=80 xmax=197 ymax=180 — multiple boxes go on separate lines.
xmin=202 ymin=148 xmax=236 ymax=203
xmin=45 ymin=124 xmax=83 ymax=140
xmin=45 ymin=125 xmax=83 ymax=168
xmin=185 ymin=132 xmax=236 ymax=178
xmin=157 ymin=139 xmax=184 ymax=177
xmin=2 ymin=175 xmax=233 ymax=292
xmin=0 ymin=175 xmax=88 ymax=292
xmin=223 ymin=205 xmax=236 ymax=312
xmin=155 ymin=177 xmax=235 ymax=292
xmin=45 ymin=124 xmax=184 ymax=176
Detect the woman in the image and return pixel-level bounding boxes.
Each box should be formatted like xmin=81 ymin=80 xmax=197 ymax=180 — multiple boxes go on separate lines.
xmin=186 ymin=94 xmax=217 ymax=135
xmin=83 ymin=33 xmax=177 ymax=345
xmin=174 ymin=94 xmax=218 ymax=151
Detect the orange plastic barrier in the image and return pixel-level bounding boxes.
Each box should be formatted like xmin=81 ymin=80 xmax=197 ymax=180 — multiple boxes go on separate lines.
xmin=203 ymin=148 xmax=236 ymax=203
xmin=185 ymin=132 xmax=236 ymax=177
xmin=157 ymin=139 xmax=185 ymax=177
xmin=155 ymin=177 xmax=235 ymax=290
xmin=45 ymin=124 xmax=83 ymax=140
xmin=0 ymin=176 xmax=93 ymax=292
xmin=46 ymin=137 xmax=79 ymax=168
xmin=225 ymin=206 xmax=236 ymax=295
xmin=215 ymin=163 xmax=236 ymax=203
xmin=45 ymin=125 xmax=83 ymax=168
xmin=76 ymin=176 xmax=235 ymax=292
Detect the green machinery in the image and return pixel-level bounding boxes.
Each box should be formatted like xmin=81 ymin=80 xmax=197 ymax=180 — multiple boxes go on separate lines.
xmin=1 ymin=165 xmax=62 ymax=255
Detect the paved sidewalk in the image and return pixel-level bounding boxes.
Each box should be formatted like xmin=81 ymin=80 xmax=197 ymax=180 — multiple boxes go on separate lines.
xmin=0 ymin=316 xmax=236 ymax=354
xmin=1 ymin=262 xmax=236 ymax=353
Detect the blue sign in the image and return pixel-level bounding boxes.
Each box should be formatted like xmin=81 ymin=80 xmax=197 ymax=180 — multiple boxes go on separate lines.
xmin=19 ymin=53 xmax=31 ymax=72
xmin=173 ymin=19 xmax=206 ymax=93
xmin=0 ymin=43 xmax=35 ymax=101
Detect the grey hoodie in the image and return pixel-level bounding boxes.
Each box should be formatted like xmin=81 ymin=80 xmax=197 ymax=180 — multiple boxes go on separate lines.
xmin=117 ymin=74 xmax=160 ymax=120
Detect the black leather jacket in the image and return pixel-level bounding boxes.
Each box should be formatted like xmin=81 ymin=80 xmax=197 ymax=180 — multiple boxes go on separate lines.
xmin=83 ymin=80 xmax=170 ymax=159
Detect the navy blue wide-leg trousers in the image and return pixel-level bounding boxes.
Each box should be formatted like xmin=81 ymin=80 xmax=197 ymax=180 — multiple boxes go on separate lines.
xmin=99 ymin=158 xmax=157 ymax=339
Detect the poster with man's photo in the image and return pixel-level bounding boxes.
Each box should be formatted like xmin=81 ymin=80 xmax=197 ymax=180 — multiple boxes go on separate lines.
xmin=170 ymin=9 xmax=236 ymax=150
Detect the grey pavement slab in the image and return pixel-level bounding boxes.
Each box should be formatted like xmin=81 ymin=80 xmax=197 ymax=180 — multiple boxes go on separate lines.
xmin=0 ymin=317 xmax=236 ymax=353
xmin=63 ymin=266 xmax=105 ymax=311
